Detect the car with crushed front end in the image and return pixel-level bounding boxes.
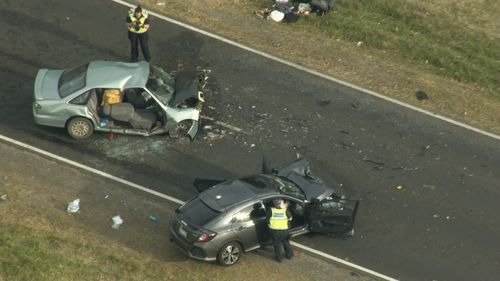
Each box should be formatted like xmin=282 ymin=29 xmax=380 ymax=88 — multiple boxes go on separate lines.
xmin=170 ymin=159 xmax=360 ymax=266
xmin=33 ymin=60 xmax=209 ymax=139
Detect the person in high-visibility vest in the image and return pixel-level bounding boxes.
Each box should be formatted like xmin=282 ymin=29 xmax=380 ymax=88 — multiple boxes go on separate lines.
xmin=267 ymin=198 xmax=294 ymax=262
xmin=126 ymin=5 xmax=151 ymax=62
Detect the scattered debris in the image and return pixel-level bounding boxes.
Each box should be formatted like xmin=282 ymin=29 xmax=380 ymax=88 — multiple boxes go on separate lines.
xmin=149 ymin=215 xmax=158 ymax=222
xmin=415 ymin=90 xmax=429 ymax=101
xmin=395 ymin=185 xmax=403 ymax=190
xmin=104 ymin=194 xmax=109 ymax=199
xmin=112 ymin=215 xmax=123 ymax=229
xmin=67 ymin=198 xmax=80 ymax=213
xmin=356 ymin=41 xmax=363 ymax=47
xmin=0 ymin=194 xmax=7 ymax=203
xmin=432 ymin=214 xmax=439 ymax=218
xmin=206 ymin=131 xmax=220 ymax=139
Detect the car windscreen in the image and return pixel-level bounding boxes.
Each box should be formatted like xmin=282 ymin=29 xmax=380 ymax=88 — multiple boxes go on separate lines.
xmin=274 ymin=176 xmax=306 ymax=200
xmin=146 ymin=65 xmax=175 ymax=105
xmin=179 ymin=197 xmax=220 ymax=226
xmin=58 ymin=64 xmax=88 ymax=98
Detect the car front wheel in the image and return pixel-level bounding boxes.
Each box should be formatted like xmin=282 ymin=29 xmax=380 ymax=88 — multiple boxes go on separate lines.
xmin=67 ymin=117 xmax=94 ymax=139
xmin=217 ymin=242 xmax=242 ymax=266
xmin=175 ymin=120 xmax=193 ymax=139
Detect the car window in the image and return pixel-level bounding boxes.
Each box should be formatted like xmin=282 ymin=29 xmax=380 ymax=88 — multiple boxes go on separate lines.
xmin=69 ymin=90 xmax=91 ymax=105
xmin=146 ymin=65 xmax=175 ymax=105
xmin=232 ymin=205 xmax=254 ymax=223
xmin=233 ymin=203 xmax=266 ymax=223
xmin=59 ymin=64 xmax=88 ymax=98
xmin=179 ymin=197 xmax=220 ymax=226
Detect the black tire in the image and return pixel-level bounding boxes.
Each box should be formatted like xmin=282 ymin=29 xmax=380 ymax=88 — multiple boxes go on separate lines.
xmin=67 ymin=117 xmax=94 ymax=139
xmin=217 ymin=242 xmax=242 ymax=266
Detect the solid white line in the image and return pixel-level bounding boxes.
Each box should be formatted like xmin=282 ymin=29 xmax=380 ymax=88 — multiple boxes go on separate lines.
xmin=0 ymin=133 xmax=398 ymax=281
xmin=112 ymin=0 xmax=500 ymax=142
xmin=0 ymin=134 xmax=184 ymax=205
xmin=291 ymin=241 xmax=399 ymax=281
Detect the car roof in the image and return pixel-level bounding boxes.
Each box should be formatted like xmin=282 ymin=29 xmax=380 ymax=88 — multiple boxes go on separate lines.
xmin=86 ymin=61 xmax=149 ymax=89
xmin=199 ymin=175 xmax=280 ymax=212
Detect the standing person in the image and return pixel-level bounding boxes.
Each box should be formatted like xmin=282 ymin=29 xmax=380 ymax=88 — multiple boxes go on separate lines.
xmin=267 ymin=198 xmax=294 ymax=263
xmin=126 ymin=5 xmax=151 ymax=62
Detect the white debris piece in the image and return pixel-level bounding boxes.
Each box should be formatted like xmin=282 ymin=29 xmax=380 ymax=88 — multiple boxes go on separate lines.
xmin=112 ymin=215 xmax=123 ymax=229
xmin=67 ymin=199 xmax=80 ymax=213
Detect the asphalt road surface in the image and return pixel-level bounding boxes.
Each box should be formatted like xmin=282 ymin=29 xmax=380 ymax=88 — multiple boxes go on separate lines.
xmin=1 ymin=1 xmax=499 ymax=280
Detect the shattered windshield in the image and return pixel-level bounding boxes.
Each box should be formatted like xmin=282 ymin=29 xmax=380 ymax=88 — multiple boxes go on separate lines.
xmin=258 ymin=175 xmax=306 ymax=200
xmin=146 ymin=65 xmax=175 ymax=105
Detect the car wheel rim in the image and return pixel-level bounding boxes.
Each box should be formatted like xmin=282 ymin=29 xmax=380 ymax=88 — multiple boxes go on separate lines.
xmin=72 ymin=120 xmax=89 ymax=137
xmin=176 ymin=121 xmax=191 ymax=137
xmin=222 ymin=245 xmax=240 ymax=265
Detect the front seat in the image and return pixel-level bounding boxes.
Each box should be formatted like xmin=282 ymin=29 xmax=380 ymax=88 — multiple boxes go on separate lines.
xmin=102 ymin=103 xmax=156 ymax=130
xmin=102 ymin=103 xmax=135 ymax=122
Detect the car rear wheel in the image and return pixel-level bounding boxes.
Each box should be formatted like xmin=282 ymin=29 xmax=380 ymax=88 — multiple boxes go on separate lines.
xmin=217 ymin=242 xmax=242 ymax=266
xmin=67 ymin=117 xmax=94 ymax=139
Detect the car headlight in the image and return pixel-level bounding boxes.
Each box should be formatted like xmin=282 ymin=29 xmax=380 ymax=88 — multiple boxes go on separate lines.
xmin=34 ymin=102 xmax=42 ymax=110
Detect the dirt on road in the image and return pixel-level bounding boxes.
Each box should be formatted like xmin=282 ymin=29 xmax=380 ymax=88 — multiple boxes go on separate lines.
xmin=0 ymin=140 xmax=378 ymax=281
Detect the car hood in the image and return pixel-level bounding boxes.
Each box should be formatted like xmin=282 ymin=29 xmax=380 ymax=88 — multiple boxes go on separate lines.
xmin=277 ymin=159 xmax=335 ymax=201
xmin=171 ymin=70 xmax=202 ymax=107
xmin=34 ymin=69 xmax=64 ymax=101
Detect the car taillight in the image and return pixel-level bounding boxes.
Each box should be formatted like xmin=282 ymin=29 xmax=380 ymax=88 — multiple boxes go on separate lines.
xmin=197 ymin=232 xmax=216 ymax=243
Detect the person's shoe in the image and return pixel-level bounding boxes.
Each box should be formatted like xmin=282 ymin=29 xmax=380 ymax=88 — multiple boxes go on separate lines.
xmin=275 ymin=258 xmax=283 ymax=263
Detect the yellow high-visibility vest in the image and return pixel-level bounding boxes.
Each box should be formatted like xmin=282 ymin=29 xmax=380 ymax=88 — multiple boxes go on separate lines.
xmin=128 ymin=9 xmax=149 ymax=33
xmin=268 ymin=207 xmax=289 ymax=230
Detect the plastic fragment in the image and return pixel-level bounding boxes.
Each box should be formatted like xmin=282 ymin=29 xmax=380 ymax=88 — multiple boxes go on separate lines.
xmin=67 ymin=199 xmax=80 ymax=213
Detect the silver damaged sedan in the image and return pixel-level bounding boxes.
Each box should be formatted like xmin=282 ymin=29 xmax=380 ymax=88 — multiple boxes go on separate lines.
xmin=33 ymin=61 xmax=209 ymax=139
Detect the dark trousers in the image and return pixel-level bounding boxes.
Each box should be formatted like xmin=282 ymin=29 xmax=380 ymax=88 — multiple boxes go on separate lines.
xmin=271 ymin=229 xmax=293 ymax=262
xmin=128 ymin=31 xmax=151 ymax=62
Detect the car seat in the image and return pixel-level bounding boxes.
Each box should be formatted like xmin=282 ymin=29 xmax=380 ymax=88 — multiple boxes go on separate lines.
xmin=102 ymin=103 xmax=156 ymax=130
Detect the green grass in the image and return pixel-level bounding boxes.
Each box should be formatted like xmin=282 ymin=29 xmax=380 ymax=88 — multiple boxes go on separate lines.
xmin=258 ymin=0 xmax=500 ymax=90
xmin=0 ymin=224 xmax=155 ymax=281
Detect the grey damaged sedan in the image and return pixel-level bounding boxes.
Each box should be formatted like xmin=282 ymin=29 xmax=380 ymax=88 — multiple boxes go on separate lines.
xmin=33 ymin=61 xmax=209 ymax=139
xmin=170 ymin=159 xmax=360 ymax=266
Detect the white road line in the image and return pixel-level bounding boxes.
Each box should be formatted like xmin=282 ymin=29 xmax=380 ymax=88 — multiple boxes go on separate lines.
xmin=0 ymin=133 xmax=398 ymax=281
xmin=0 ymin=134 xmax=184 ymax=205
xmin=112 ymin=0 xmax=500 ymax=142
xmin=291 ymin=242 xmax=398 ymax=281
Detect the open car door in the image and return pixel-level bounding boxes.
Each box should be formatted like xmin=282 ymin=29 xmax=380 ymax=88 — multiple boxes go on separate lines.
xmin=307 ymin=198 xmax=360 ymax=235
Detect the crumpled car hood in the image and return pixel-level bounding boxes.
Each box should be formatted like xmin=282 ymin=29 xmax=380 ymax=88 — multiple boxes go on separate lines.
xmin=171 ymin=70 xmax=202 ymax=107
xmin=278 ymin=159 xmax=335 ymax=201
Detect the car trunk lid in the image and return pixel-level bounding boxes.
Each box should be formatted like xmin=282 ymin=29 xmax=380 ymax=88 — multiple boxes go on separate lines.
xmin=34 ymin=69 xmax=64 ymax=101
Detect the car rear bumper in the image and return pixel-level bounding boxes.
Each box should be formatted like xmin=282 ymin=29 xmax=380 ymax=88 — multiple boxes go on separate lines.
xmin=32 ymin=104 xmax=66 ymax=128
xmin=169 ymin=226 xmax=216 ymax=262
